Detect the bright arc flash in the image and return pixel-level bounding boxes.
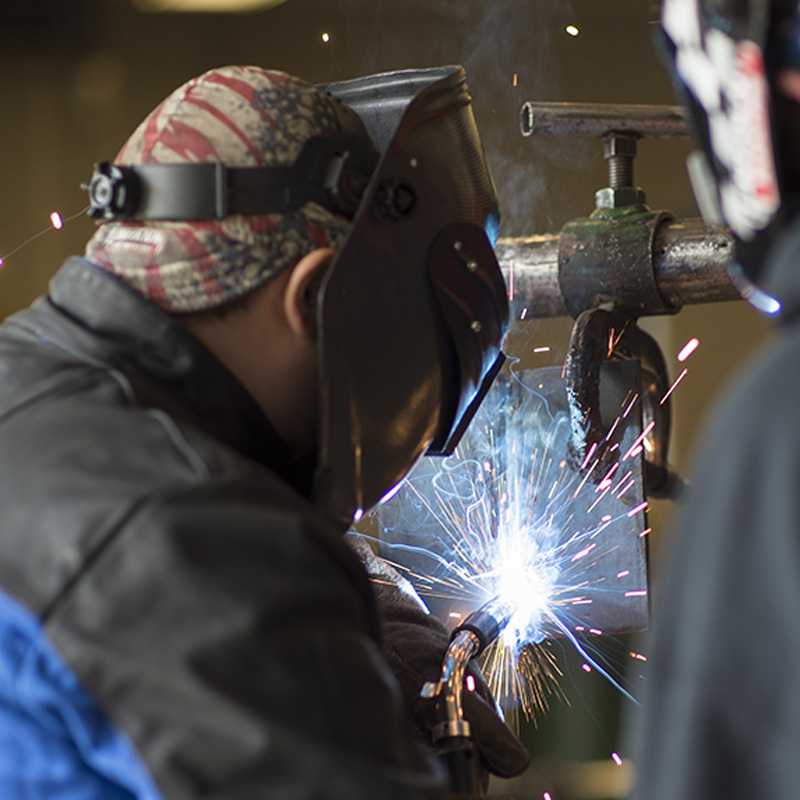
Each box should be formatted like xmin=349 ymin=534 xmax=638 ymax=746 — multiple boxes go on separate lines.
xmin=611 ymin=752 xmax=623 ymax=766
xmin=50 ymin=212 xmax=64 ymax=230
xmin=566 ymin=24 xmax=580 ymax=36
xmin=321 ymin=31 xmax=330 ymax=42
xmin=677 ymin=337 xmax=700 ymax=362
xmin=495 ymin=523 xmax=559 ymax=646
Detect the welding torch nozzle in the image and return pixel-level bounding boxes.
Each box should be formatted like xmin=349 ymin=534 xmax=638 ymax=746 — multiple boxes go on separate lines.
xmin=453 ymin=597 xmax=516 ymax=656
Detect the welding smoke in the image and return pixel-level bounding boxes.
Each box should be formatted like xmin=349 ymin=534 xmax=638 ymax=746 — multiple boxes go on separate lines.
xmin=340 ymin=0 xmax=584 ymax=236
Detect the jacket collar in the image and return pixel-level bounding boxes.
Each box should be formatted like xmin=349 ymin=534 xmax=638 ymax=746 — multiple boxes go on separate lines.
xmin=42 ymin=257 xmax=313 ymax=494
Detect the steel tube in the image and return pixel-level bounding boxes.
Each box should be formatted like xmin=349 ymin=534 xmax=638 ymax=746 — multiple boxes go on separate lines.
xmin=496 ymin=218 xmax=738 ymax=319
xmin=495 ymin=234 xmax=566 ymax=318
xmin=653 ymin=219 xmax=737 ymax=307
xmin=520 ymin=101 xmax=690 ymax=139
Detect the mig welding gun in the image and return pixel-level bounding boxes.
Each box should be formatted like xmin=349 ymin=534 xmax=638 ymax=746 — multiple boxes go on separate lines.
xmin=421 ymin=597 xmax=515 ymax=795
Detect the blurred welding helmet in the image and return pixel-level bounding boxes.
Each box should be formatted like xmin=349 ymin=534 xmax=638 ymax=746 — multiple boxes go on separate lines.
xmin=312 ymin=67 xmax=508 ymax=526
xmin=659 ymin=0 xmax=800 ymax=314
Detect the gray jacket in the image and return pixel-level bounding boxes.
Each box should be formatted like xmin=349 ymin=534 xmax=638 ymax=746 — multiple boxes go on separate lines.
xmin=631 ymin=219 xmax=800 ymax=799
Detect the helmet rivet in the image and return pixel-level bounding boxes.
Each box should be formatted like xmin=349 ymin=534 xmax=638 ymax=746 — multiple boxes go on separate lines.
xmin=471 ymin=320 xmax=482 ymax=333
xmin=466 ymin=261 xmax=478 ymax=271
xmin=453 ymin=241 xmax=462 ymax=251
xmin=410 ymin=157 xmax=419 ymax=168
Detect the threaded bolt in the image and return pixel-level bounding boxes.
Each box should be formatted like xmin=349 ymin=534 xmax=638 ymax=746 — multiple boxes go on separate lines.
xmin=608 ymin=155 xmax=634 ymax=188
xmin=603 ymin=134 xmax=638 ymax=189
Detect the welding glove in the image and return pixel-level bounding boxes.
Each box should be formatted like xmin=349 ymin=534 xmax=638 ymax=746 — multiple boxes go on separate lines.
xmin=346 ymin=535 xmax=530 ymax=781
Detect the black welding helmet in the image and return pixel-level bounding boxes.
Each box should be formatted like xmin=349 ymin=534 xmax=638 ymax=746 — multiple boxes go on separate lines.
xmin=659 ymin=0 xmax=800 ymax=314
xmin=312 ymin=67 xmax=508 ymax=526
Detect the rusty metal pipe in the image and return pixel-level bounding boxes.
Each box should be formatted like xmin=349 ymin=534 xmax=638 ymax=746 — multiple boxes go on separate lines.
xmin=520 ymin=101 xmax=690 ymax=139
xmin=495 ymin=234 xmax=565 ymax=317
xmin=496 ymin=218 xmax=738 ymax=320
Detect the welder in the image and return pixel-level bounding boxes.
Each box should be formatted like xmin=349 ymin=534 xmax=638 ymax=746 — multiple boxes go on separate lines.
xmin=0 ymin=65 xmax=529 ymax=798
xmin=631 ymin=2 xmax=800 ymax=798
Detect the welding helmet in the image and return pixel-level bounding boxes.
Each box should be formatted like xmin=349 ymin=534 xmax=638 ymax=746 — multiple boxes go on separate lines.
xmin=659 ymin=0 xmax=800 ymax=313
xmin=83 ymin=66 xmax=507 ymax=527
xmin=312 ymin=67 xmax=508 ymax=525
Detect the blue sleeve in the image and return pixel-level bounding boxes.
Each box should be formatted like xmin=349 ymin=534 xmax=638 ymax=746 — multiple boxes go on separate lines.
xmin=0 ymin=587 xmax=163 ymax=800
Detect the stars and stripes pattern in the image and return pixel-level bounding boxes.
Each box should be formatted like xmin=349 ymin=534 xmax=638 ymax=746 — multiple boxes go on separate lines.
xmin=85 ymin=66 xmax=353 ymax=313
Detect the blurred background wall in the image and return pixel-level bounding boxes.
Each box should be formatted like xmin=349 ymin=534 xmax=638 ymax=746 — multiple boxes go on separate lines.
xmin=0 ymin=1 xmax=773 ymax=797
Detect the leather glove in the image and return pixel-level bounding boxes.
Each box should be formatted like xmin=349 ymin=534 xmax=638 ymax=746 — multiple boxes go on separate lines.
xmin=346 ymin=535 xmax=531 ymax=780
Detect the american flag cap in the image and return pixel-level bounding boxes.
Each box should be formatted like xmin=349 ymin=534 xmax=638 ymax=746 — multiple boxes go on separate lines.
xmin=85 ymin=65 xmax=368 ymax=313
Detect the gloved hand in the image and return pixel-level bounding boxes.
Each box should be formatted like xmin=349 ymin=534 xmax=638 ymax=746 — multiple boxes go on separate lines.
xmin=346 ymin=535 xmax=530 ymax=780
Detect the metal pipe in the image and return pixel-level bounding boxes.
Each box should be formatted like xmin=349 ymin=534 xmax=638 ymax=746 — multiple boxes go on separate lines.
xmin=496 ymin=218 xmax=738 ymax=320
xmin=495 ymin=234 xmax=565 ymax=318
xmin=652 ymin=219 xmax=736 ymax=307
xmin=520 ymin=101 xmax=690 ymax=139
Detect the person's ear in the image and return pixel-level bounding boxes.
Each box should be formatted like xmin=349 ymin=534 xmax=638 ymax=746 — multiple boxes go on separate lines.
xmin=777 ymin=69 xmax=800 ymax=103
xmin=283 ymin=247 xmax=335 ymax=339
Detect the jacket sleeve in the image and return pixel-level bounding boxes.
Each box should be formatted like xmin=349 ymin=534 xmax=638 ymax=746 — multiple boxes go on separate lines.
xmin=45 ymin=477 xmax=447 ymax=800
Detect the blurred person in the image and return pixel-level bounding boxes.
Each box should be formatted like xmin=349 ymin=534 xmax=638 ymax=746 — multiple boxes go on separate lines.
xmin=632 ymin=2 xmax=800 ymax=797
xmin=0 ymin=65 xmax=528 ymax=799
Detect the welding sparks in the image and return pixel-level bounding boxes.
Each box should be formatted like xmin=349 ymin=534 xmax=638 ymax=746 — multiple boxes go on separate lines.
xmin=321 ymin=31 xmax=330 ymax=43
xmin=611 ymin=752 xmax=623 ymax=767
xmin=0 ymin=204 xmax=90 ymax=267
xmin=627 ymin=501 xmax=648 ymax=518
xmin=660 ymin=368 xmax=688 ymax=405
xmin=677 ymin=336 xmax=700 ymax=362
xmin=623 ymin=421 xmax=656 ymax=461
xmin=566 ymin=24 xmax=580 ymax=36
xmin=373 ymin=363 xmax=654 ymax=724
